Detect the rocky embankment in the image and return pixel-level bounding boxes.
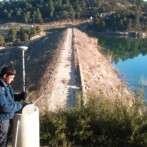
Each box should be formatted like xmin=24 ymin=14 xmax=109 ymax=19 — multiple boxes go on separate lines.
xmin=46 ymin=28 xmax=132 ymax=111
xmin=73 ymin=28 xmax=132 ymax=103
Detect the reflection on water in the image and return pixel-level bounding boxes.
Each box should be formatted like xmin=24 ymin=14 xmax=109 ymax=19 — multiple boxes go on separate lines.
xmin=140 ymin=76 xmax=147 ymax=86
xmin=98 ymin=35 xmax=147 ymax=100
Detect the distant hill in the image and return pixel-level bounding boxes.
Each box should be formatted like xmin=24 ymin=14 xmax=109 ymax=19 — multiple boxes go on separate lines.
xmin=0 ymin=0 xmax=144 ymax=23
xmin=0 ymin=0 xmax=147 ymax=32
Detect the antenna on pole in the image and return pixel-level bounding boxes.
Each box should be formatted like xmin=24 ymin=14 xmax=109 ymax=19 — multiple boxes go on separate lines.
xmin=18 ymin=46 xmax=28 ymax=92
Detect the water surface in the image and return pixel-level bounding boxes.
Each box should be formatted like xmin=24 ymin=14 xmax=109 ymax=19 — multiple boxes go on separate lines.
xmin=98 ymin=35 xmax=147 ymax=100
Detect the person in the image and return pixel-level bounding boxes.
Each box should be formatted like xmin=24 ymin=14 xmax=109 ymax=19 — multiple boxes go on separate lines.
xmin=0 ymin=65 xmax=27 ymax=147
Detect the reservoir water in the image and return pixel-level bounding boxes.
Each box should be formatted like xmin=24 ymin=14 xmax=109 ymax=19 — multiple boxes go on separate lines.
xmin=98 ymin=35 xmax=147 ymax=102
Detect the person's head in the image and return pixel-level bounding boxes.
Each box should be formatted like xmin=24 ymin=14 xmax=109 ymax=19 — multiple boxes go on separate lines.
xmin=0 ymin=65 xmax=16 ymax=84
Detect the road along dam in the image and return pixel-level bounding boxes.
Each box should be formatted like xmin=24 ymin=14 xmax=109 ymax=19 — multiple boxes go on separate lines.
xmin=46 ymin=27 xmax=132 ymax=111
xmin=47 ymin=28 xmax=80 ymax=111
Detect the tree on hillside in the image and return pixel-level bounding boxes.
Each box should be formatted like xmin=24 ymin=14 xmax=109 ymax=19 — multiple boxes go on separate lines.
xmin=2 ymin=9 xmax=9 ymax=19
xmin=128 ymin=18 xmax=133 ymax=31
xmin=49 ymin=0 xmax=55 ymax=18
xmin=135 ymin=0 xmax=143 ymax=9
xmin=15 ymin=8 xmax=23 ymax=20
xmin=7 ymin=12 xmax=12 ymax=20
xmin=18 ymin=27 xmax=29 ymax=42
xmin=22 ymin=33 xmax=29 ymax=42
xmin=8 ymin=28 xmax=17 ymax=42
xmin=35 ymin=26 xmax=41 ymax=34
xmin=93 ymin=13 xmax=105 ymax=30
xmin=35 ymin=8 xmax=43 ymax=24
xmin=69 ymin=4 xmax=74 ymax=19
xmin=134 ymin=0 xmax=143 ymax=31
xmin=63 ymin=0 xmax=70 ymax=10
xmin=81 ymin=0 xmax=86 ymax=9
xmin=135 ymin=9 xmax=140 ymax=31
xmin=24 ymin=11 xmax=31 ymax=23
xmin=0 ymin=35 xmax=5 ymax=46
xmin=25 ymin=2 xmax=32 ymax=9
xmin=29 ymin=27 xmax=36 ymax=38
xmin=76 ymin=5 xmax=82 ymax=19
xmin=55 ymin=0 xmax=62 ymax=10
xmin=65 ymin=0 xmax=70 ymax=6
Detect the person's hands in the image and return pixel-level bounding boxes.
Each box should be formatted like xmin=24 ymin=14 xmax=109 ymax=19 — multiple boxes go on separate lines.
xmin=21 ymin=101 xmax=27 ymax=108
xmin=20 ymin=92 xmax=27 ymax=100
xmin=25 ymin=101 xmax=33 ymax=105
xmin=18 ymin=101 xmax=33 ymax=113
xmin=21 ymin=101 xmax=33 ymax=108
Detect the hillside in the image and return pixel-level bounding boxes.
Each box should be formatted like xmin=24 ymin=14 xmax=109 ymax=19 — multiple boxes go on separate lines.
xmin=1 ymin=0 xmax=147 ymax=43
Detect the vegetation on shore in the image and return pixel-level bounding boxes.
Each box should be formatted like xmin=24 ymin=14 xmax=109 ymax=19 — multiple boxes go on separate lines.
xmin=0 ymin=26 xmax=41 ymax=46
xmin=40 ymin=93 xmax=147 ymax=146
xmin=97 ymin=35 xmax=147 ymax=64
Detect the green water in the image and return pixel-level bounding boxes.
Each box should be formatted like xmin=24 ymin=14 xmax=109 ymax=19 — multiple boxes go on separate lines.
xmin=98 ymin=35 xmax=147 ymax=100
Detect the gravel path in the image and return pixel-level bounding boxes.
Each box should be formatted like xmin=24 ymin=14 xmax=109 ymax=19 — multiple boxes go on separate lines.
xmin=48 ymin=28 xmax=80 ymax=111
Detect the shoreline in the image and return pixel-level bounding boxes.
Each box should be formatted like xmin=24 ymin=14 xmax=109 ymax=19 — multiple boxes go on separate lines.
xmin=98 ymin=31 xmax=147 ymax=38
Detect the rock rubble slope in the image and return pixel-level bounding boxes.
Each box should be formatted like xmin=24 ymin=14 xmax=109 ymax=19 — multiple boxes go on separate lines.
xmin=74 ymin=28 xmax=132 ymax=103
xmin=47 ymin=28 xmax=132 ymax=111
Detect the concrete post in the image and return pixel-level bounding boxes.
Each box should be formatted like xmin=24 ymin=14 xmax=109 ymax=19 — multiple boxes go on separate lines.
xmin=12 ymin=106 xmax=40 ymax=147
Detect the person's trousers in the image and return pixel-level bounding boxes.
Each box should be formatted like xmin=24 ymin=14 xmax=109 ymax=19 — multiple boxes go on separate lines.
xmin=0 ymin=120 xmax=10 ymax=147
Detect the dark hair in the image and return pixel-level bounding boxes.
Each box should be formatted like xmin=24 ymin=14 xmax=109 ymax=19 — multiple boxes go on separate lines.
xmin=0 ymin=65 xmax=16 ymax=78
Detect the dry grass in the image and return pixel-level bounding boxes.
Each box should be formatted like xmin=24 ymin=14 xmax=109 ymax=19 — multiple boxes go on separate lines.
xmin=74 ymin=28 xmax=132 ymax=104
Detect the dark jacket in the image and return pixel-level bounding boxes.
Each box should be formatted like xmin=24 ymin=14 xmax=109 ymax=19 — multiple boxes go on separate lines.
xmin=0 ymin=79 xmax=23 ymax=120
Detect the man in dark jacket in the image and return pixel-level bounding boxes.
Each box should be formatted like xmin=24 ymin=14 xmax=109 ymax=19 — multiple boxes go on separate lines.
xmin=0 ymin=65 xmax=26 ymax=147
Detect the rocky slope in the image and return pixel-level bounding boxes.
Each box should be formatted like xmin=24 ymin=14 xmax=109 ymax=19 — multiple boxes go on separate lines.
xmin=74 ymin=28 xmax=132 ymax=104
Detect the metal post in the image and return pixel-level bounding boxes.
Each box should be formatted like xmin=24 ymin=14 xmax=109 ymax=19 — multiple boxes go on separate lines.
xmin=19 ymin=46 xmax=28 ymax=92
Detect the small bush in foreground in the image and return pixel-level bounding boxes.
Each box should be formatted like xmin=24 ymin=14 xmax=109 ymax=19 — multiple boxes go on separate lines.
xmin=40 ymin=97 xmax=147 ymax=147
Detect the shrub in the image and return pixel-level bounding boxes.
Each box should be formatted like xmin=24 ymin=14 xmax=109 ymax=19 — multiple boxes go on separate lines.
xmin=0 ymin=35 xmax=5 ymax=46
xmin=40 ymin=96 xmax=147 ymax=146
xmin=7 ymin=26 xmax=41 ymax=44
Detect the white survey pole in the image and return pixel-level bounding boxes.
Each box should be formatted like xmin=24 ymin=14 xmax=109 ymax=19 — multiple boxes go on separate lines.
xmin=19 ymin=46 xmax=28 ymax=92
